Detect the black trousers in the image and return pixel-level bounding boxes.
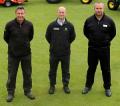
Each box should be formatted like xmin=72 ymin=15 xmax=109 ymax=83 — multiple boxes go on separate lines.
xmin=49 ymin=55 xmax=70 ymax=86
xmin=85 ymin=46 xmax=111 ymax=89
xmin=6 ymin=54 xmax=32 ymax=94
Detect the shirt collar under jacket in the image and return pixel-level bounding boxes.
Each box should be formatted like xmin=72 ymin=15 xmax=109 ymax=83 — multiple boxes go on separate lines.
xmin=57 ymin=18 xmax=65 ymax=26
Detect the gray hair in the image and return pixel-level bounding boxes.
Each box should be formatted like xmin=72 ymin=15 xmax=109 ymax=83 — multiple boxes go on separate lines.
xmin=15 ymin=6 xmax=25 ymax=12
xmin=94 ymin=2 xmax=104 ymax=8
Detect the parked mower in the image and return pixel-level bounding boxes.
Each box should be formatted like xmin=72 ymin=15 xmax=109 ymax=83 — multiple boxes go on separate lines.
xmin=46 ymin=0 xmax=92 ymax=4
xmin=107 ymin=0 xmax=120 ymax=10
xmin=0 ymin=0 xmax=24 ymax=7
xmin=80 ymin=0 xmax=92 ymax=4
xmin=46 ymin=0 xmax=61 ymax=3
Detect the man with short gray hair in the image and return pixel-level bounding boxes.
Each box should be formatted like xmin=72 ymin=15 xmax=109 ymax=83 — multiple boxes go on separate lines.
xmin=4 ymin=6 xmax=35 ymax=102
xmin=82 ymin=2 xmax=116 ymax=97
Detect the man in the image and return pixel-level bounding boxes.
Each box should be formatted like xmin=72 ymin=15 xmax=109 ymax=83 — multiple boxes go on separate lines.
xmin=4 ymin=6 xmax=35 ymax=102
xmin=46 ymin=6 xmax=76 ymax=94
xmin=82 ymin=2 xmax=116 ymax=97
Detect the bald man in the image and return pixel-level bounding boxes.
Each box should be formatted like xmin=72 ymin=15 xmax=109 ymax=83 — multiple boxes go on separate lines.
xmin=82 ymin=2 xmax=116 ymax=97
xmin=46 ymin=6 xmax=76 ymax=94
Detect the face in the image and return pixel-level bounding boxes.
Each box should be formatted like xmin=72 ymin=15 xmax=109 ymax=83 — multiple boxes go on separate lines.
xmin=57 ymin=7 xmax=66 ymax=20
xmin=15 ymin=9 xmax=25 ymax=23
xmin=94 ymin=3 xmax=104 ymax=17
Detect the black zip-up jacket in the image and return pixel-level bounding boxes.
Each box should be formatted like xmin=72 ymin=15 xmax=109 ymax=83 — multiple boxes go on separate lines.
xmin=46 ymin=19 xmax=76 ymax=57
xmin=4 ymin=18 xmax=34 ymax=57
xmin=84 ymin=14 xmax=116 ymax=47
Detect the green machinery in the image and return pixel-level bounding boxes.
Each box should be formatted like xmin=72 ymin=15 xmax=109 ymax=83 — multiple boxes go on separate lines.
xmin=108 ymin=0 xmax=120 ymax=10
xmin=46 ymin=0 xmax=92 ymax=4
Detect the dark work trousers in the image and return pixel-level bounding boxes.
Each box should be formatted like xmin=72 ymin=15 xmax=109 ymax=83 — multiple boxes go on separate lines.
xmin=49 ymin=55 xmax=70 ymax=86
xmin=85 ymin=46 xmax=111 ymax=89
xmin=6 ymin=54 xmax=32 ymax=94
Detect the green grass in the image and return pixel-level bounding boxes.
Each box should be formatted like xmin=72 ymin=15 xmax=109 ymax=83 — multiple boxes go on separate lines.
xmin=0 ymin=0 xmax=120 ymax=105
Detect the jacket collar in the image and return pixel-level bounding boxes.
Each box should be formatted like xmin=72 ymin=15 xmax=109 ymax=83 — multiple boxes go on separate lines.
xmin=15 ymin=18 xmax=25 ymax=25
xmin=94 ymin=13 xmax=105 ymax=21
xmin=56 ymin=18 xmax=68 ymax=26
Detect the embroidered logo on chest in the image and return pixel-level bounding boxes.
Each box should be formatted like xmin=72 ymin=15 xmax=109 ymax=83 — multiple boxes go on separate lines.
xmin=64 ymin=27 xmax=68 ymax=31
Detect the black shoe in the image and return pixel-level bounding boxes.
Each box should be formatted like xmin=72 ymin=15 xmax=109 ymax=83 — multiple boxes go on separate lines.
xmin=6 ymin=94 xmax=14 ymax=102
xmin=63 ymin=86 xmax=71 ymax=94
xmin=105 ymin=89 xmax=112 ymax=97
xmin=82 ymin=87 xmax=91 ymax=94
xmin=24 ymin=92 xmax=35 ymax=100
xmin=48 ymin=86 xmax=55 ymax=94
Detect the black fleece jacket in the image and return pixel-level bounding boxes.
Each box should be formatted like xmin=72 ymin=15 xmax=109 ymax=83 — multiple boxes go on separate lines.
xmin=46 ymin=19 xmax=76 ymax=57
xmin=84 ymin=14 xmax=116 ymax=47
xmin=4 ymin=18 xmax=34 ymax=57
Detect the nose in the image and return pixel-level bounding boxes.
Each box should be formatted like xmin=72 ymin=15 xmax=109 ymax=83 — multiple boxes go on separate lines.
xmin=19 ymin=13 xmax=23 ymax=16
